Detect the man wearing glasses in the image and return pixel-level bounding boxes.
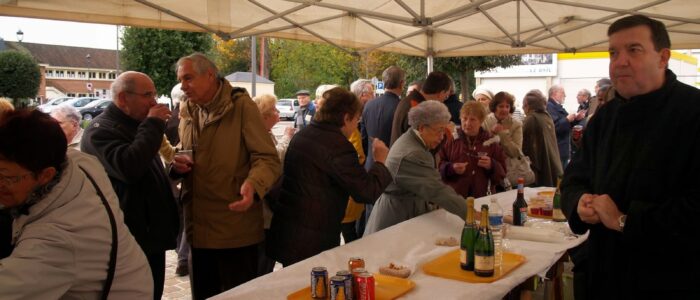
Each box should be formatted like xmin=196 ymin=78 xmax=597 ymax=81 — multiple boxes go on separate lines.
xmin=81 ymin=71 xmax=179 ymax=300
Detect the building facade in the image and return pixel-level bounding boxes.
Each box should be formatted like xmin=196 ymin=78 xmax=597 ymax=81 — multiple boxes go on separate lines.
xmin=1 ymin=40 xmax=118 ymax=103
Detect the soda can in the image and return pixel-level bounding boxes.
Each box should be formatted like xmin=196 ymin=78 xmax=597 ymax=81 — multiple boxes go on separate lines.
xmin=355 ymin=272 xmax=375 ymax=300
xmin=348 ymin=257 xmax=365 ymax=272
xmin=351 ymin=267 xmax=367 ymax=298
xmin=572 ymin=125 xmax=583 ymax=141
xmin=330 ymin=276 xmax=347 ymax=300
xmin=336 ymin=270 xmax=354 ymax=300
xmin=311 ymin=267 xmax=328 ymax=299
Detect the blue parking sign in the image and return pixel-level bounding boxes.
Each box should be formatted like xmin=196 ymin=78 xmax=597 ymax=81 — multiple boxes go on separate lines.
xmin=376 ymin=81 xmax=384 ymax=90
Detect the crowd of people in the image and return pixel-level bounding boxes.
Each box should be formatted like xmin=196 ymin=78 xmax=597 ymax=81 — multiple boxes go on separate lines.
xmin=0 ymin=14 xmax=698 ymax=299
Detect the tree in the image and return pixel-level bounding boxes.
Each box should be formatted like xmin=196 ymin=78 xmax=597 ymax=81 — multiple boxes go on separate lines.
xmin=269 ymin=39 xmax=355 ymax=98
xmin=398 ymin=55 xmax=521 ymax=101
xmin=211 ymin=35 xmax=251 ymax=76
xmin=120 ymin=27 xmax=212 ymax=96
xmin=0 ymin=50 xmax=41 ymax=107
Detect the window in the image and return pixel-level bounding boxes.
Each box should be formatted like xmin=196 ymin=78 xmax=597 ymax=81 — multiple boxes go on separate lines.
xmin=99 ymin=73 xmax=106 ymax=79
xmin=68 ymin=71 xmax=76 ymax=78
xmin=46 ymin=70 xmax=54 ymax=77
xmin=67 ymin=93 xmax=76 ymax=97
xmin=78 ymin=72 xmax=86 ymax=78
xmin=109 ymin=73 xmax=116 ymax=79
xmin=89 ymin=72 xmax=96 ymax=79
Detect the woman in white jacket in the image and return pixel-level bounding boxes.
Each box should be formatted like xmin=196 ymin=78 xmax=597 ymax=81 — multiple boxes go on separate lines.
xmin=0 ymin=109 xmax=153 ymax=299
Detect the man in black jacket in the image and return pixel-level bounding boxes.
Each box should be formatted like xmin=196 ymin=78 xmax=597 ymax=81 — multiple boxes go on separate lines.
xmin=82 ymin=71 xmax=179 ymax=300
xmin=561 ymin=15 xmax=700 ymax=299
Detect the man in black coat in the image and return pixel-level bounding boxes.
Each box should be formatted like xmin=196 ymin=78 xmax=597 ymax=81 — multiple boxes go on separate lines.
xmin=82 ymin=71 xmax=179 ymax=300
xmin=561 ymin=15 xmax=700 ymax=299
xmin=546 ymin=84 xmax=585 ymax=169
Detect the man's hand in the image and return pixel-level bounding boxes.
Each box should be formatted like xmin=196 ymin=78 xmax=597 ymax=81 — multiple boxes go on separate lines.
xmin=566 ymin=113 xmax=576 ymax=123
xmin=575 ymin=110 xmax=586 ymax=121
xmin=372 ymin=138 xmax=389 ymax=164
xmin=577 ymin=193 xmax=600 ymax=224
xmin=148 ymin=104 xmax=172 ymax=122
xmin=172 ymin=153 xmax=193 ymax=174
xmin=229 ymin=180 xmax=255 ymax=212
xmin=590 ymin=194 xmax=624 ymax=231
xmin=452 ymin=162 xmax=468 ymax=175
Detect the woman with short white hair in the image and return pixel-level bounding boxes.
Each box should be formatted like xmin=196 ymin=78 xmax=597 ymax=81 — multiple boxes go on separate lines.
xmin=365 ymin=100 xmax=467 ymax=235
xmin=50 ymin=105 xmax=83 ymax=149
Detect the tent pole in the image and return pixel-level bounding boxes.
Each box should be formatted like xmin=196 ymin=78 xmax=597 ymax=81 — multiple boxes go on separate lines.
xmin=426 ymin=30 xmax=434 ymax=73
xmin=427 ymin=56 xmax=434 ymax=73
xmin=251 ymin=36 xmax=257 ymax=97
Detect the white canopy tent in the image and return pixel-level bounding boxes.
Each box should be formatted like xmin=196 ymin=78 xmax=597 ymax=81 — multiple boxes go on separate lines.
xmin=2 ymin=0 xmax=699 ymax=59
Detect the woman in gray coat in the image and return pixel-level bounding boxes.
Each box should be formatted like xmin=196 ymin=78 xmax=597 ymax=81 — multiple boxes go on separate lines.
xmin=365 ymin=100 xmax=467 ymax=235
xmin=521 ymin=90 xmax=563 ymax=187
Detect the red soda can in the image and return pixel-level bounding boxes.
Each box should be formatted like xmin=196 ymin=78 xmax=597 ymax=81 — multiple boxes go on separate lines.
xmin=348 ymin=257 xmax=365 ymax=272
xmin=355 ymin=272 xmax=375 ymax=300
xmin=572 ymin=125 xmax=583 ymax=142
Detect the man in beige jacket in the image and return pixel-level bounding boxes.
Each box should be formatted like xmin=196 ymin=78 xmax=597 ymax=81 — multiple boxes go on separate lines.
xmin=171 ymin=53 xmax=281 ymax=300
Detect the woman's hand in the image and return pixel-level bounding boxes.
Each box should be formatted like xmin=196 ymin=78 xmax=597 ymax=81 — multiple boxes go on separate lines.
xmin=477 ymin=155 xmax=492 ymax=169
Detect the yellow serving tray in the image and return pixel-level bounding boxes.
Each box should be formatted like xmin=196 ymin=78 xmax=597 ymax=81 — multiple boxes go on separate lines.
xmin=287 ymin=273 xmax=415 ymax=300
xmin=422 ymin=249 xmax=526 ymax=283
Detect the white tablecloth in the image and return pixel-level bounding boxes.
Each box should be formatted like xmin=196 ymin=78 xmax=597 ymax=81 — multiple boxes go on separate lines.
xmin=213 ymin=187 xmax=587 ymax=300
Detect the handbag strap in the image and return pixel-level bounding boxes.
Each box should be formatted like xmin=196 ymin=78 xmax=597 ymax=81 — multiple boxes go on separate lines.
xmin=79 ymin=166 xmax=118 ymax=300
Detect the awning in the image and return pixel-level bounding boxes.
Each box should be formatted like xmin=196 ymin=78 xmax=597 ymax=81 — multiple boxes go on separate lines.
xmin=1 ymin=0 xmax=698 ymax=57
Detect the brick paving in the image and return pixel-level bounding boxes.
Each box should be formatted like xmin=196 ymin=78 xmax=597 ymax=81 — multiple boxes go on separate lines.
xmin=163 ymin=250 xmax=191 ymax=300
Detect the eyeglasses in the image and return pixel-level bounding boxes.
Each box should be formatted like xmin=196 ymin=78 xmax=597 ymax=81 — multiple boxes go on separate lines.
xmin=126 ymin=91 xmax=157 ymax=100
xmin=0 ymin=172 xmax=33 ymax=186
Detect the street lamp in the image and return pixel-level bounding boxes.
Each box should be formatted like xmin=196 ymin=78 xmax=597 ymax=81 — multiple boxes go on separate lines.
xmin=86 ymin=54 xmax=92 ymax=96
xmin=16 ymin=29 xmax=23 ymax=42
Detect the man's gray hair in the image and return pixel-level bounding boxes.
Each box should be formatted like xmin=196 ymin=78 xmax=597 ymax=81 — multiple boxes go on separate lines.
xmin=175 ymin=52 xmax=219 ymax=76
xmin=548 ymin=84 xmax=564 ymax=98
xmin=382 ymin=66 xmax=405 ymax=89
xmin=51 ymin=104 xmax=82 ymax=124
xmin=408 ymin=100 xmax=451 ymax=129
xmin=350 ymin=79 xmax=372 ymax=97
xmin=110 ymin=71 xmax=139 ymax=101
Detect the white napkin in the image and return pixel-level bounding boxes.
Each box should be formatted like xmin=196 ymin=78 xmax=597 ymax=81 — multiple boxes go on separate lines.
xmin=504 ymin=225 xmax=569 ymax=244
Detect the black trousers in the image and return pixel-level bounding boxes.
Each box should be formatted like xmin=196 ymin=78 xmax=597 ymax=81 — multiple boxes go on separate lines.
xmin=145 ymin=251 xmax=165 ymax=300
xmin=190 ymin=244 xmax=259 ymax=300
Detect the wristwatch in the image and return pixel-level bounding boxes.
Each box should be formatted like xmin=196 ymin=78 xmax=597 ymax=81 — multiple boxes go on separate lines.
xmin=618 ymin=214 xmax=627 ymax=232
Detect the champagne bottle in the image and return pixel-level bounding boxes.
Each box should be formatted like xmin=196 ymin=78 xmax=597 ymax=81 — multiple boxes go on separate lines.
xmin=512 ymin=177 xmax=528 ymax=226
xmin=552 ymin=177 xmax=567 ymax=222
xmin=460 ymin=197 xmax=478 ymax=271
xmin=474 ymin=204 xmax=495 ymax=277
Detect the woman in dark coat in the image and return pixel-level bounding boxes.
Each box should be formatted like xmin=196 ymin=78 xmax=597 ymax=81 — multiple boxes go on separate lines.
xmin=521 ymin=89 xmax=563 ymax=187
xmin=267 ymin=87 xmax=392 ymax=266
xmin=438 ymin=101 xmax=507 ymax=198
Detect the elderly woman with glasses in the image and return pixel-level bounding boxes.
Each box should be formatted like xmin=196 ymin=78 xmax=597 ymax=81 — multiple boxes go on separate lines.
xmin=364 ymin=100 xmax=468 ymax=235
xmin=439 ymin=101 xmax=507 ymax=198
xmin=0 ymin=109 xmax=153 ymax=298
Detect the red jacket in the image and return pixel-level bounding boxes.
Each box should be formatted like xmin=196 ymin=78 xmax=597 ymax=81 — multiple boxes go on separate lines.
xmin=438 ymin=128 xmax=507 ymax=198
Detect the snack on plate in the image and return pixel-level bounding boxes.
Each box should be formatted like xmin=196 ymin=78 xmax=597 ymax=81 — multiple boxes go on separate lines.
xmin=435 ymin=236 xmax=459 ymax=246
xmin=379 ymin=263 xmax=411 ymax=278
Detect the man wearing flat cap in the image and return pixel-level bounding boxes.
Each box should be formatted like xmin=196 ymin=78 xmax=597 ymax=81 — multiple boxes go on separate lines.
xmin=294 ymin=89 xmax=315 ymax=130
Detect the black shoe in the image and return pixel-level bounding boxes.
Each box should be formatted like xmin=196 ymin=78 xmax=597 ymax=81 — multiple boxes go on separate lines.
xmin=175 ymin=264 xmax=189 ymax=277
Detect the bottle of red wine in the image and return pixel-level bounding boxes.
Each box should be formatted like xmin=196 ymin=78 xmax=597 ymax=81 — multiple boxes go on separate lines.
xmin=474 ymin=204 xmax=495 ymax=277
xmin=460 ymin=197 xmax=478 ymax=271
xmin=512 ymin=177 xmax=528 ymax=226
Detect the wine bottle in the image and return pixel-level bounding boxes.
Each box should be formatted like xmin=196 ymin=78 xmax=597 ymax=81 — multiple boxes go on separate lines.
xmin=552 ymin=177 xmax=567 ymax=222
xmin=474 ymin=204 xmax=495 ymax=277
xmin=460 ymin=197 xmax=478 ymax=271
xmin=512 ymin=177 xmax=528 ymax=226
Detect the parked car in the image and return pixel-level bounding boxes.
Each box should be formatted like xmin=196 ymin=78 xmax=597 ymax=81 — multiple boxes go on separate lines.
xmin=53 ymin=97 xmax=99 ymax=113
xmin=38 ymin=97 xmax=74 ymax=113
xmin=277 ymin=98 xmax=297 ymax=120
xmin=79 ymin=99 xmax=112 ymax=120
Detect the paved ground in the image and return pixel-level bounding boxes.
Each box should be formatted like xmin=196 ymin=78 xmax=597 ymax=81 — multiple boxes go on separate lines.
xmin=163 ymin=250 xmax=191 ymax=300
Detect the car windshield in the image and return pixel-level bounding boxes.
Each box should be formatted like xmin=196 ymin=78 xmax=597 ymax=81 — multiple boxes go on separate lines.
xmin=73 ymin=98 xmax=96 ymax=107
xmin=82 ymin=99 xmax=107 ymax=108
xmin=277 ymin=100 xmax=292 ymax=106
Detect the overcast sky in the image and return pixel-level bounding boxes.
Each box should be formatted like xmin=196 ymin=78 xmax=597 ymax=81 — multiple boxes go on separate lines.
xmin=0 ymin=16 xmax=120 ymax=50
